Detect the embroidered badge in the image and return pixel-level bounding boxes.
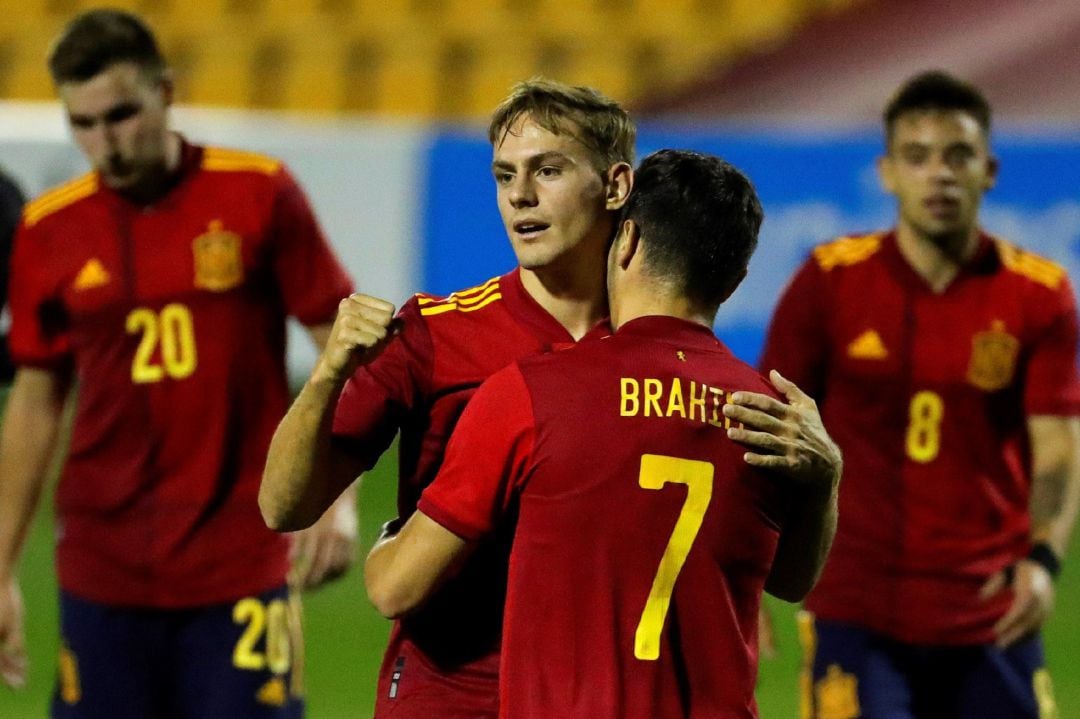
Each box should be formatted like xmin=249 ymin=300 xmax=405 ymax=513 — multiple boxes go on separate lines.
xmin=193 ymin=220 xmax=244 ymax=291
xmin=967 ymin=320 xmax=1018 ymax=391
xmin=815 ymin=664 xmax=860 ymax=719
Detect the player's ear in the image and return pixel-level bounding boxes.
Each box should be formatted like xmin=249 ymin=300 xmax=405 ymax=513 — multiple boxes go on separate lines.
xmin=983 ymin=154 xmax=999 ymax=191
xmin=877 ymin=154 xmax=897 ymax=194
xmin=159 ymin=68 xmax=175 ymax=107
xmin=605 ymin=162 xmax=634 ymax=211
xmin=613 ymin=219 xmax=640 ymax=270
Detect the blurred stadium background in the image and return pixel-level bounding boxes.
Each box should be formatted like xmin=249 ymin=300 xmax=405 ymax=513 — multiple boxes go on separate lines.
xmin=2 ymin=0 xmax=1080 ymax=716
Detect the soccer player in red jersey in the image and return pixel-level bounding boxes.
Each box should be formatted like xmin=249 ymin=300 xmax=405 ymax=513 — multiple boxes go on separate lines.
xmin=761 ymin=71 xmax=1080 ymax=718
xmin=262 ymin=84 xmax=838 ymax=716
xmin=363 ymin=149 xmax=843 ymax=719
xmin=260 ymin=80 xmax=636 ymax=718
xmin=0 ymin=10 xmax=356 ymax=717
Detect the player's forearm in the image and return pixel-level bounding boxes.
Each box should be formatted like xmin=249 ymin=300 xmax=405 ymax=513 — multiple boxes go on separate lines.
xmin=260 ymin=373 xmax=356 ymax=532
xmin=1028 ymin=417 xmax=1080 ymax=562
xmin=765 ymin=479 xmax=838 ymax=603
xmin=365 ymin=512 xmax=468 ymax=619
xmin=364 ymin=529 xmax=413 ymax=618
xmin=0 ymin=372 xmax=66 ymax=580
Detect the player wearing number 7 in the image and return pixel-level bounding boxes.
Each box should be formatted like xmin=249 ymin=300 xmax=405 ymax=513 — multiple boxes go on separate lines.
xmin=761 ymin=71 xmax=1080 ymax=718
xmin=365 ymin=150 xmax=843 ymax=718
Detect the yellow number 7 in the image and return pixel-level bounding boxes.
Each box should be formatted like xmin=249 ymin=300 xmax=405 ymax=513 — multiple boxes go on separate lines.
xmin=635 ymin=454 xmax=714 ymax=661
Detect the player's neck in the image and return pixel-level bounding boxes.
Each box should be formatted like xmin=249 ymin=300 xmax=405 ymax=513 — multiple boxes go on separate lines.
xmin=117 ymin=132 xmax=184 ymax=205
xmin=895 ymin=222 xmax=980 ymax=294
xmin=519 ymin=264 xmax=607 ymax=341
xmin=611 ymin=284 xmax=713 ymax=332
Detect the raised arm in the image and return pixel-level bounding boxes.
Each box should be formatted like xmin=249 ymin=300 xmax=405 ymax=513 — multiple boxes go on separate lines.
xmin=723 ymin=370 xmax=842 ymax=602
xmin=0 ymin=366 xmax=71 ymax=687
xmin=259 ymin=293 xmax=395 ymax=532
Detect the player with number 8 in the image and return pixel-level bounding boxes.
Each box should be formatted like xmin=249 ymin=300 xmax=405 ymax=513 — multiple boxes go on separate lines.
xmin=760 ymin=71 xmax=1080 ymax=719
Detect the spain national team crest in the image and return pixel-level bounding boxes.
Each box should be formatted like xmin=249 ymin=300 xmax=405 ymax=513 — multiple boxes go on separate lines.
xmin=193 ymin=220 xmax=244 ymax=291
xmin=967 ymin=320 xmax=1019 ymax=392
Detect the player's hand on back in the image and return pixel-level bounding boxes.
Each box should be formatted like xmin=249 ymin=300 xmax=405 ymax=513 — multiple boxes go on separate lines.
xmin=0 ymin=576 xmax=27 ymax=689
xmin=722 ymin=369 xmax=842 ymax=496
xmin=312 ymin=294 xmax=397 ymax=385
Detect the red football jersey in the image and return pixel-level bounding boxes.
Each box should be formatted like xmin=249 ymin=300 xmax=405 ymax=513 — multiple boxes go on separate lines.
xmin=333 ymin=269 xmax=603 ymax=717
xmin=760 ymin=231 xmax=1080 ymax=645
xmin=419 ymin=316 xmax=789 ymax=719
xmin=8 ymin=141 xmax=352 ymax=608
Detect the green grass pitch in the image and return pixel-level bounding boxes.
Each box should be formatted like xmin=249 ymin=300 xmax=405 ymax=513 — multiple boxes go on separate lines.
xmin=3 ymin=441 xmax=1078 ymax=717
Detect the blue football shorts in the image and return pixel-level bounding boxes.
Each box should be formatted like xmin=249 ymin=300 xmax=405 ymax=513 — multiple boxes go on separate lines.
xmin=797 ymin=611 xmax=1058 ymax=719
xmin=52 ymin=584 xmax=304 ymax=719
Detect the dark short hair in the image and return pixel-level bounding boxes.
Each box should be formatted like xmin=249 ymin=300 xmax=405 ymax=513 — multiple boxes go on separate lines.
xmin=48 ymin=9 xmax=166 ymax=84
xmin=621 ymin=149 xmax=763 ymax=311
xmin=488 ymin=78 xmax=636 ymax=169
xmin=884 ymin=70 xmax=991 ymax=144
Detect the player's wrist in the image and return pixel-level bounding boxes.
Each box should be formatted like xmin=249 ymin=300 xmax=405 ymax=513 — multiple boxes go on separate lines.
xmin=308 ymin=358 xmax=352 ymax=391
xmin=1027 ymin=542 xmax=1062 ymax=580
xmin=377 ymin=518 xmax=404 ymax=543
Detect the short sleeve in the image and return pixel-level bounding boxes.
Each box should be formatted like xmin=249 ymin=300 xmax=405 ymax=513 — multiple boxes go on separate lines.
xmin=270 ymin=166 xmax=353 ymax=325
xmin=7 ymin=219 xmax=70 ymax=368
xmin=331 ymin=297 xmax=433 ymax=469
xmin=418 ymin=364 xmax=536 ymax=541
xmin=1024 ymin=275 xmax=1080 ymax=416
xmin=759 ymin=258 xmax=830 ymax=400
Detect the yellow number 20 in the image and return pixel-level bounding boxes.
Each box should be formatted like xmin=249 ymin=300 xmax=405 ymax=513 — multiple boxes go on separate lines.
xmin=905 ymin=390 xmax=944 ymax=463
xmin=233 ymin=597 xmax=291 ymax=674
xmin=635 ymin=454 xmax=714 ymax=661
xmin=126 ymin=303 xmax=198 ymax=383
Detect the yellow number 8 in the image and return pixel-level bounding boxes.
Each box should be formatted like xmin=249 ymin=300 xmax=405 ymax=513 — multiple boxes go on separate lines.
xmin=905 ymin=390 xmax=944 ymax=463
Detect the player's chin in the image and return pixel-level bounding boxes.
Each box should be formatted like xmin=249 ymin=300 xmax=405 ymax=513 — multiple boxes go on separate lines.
xmin=101 ymin=168 xmax=140 ymax=189
xmin=511 ymin=243 xmax=559 ymax=271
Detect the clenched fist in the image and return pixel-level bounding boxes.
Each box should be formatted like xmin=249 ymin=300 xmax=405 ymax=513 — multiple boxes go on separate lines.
xmin=312 ymin=294 xmax=397 ymax=385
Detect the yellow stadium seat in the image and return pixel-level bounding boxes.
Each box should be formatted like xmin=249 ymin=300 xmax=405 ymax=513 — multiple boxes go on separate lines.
xmin=279 ymin=31 xmax=348 ymax=112
xmin=373 ymin=30 xmax=441 ymax=117
xmin=0 ymin=40 xmax=50 ymax=100
xmin=346 ymin=0 xmax=416 ymax=35
xmin=519 ymin=0 xmax=604 ymax=35
xmin=177 ymin=31 xmax=257 ymax=108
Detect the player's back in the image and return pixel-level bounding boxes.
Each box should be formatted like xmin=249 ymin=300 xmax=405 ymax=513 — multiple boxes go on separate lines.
xmin=502 ymin=316 xmax=786 ymax=719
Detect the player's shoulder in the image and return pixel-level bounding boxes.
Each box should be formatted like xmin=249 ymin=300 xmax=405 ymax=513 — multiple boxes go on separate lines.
xmin=411 ymin=274 xmax=507 ymax=323
xmin=22 ymin=171 xmax=99 ymax=229
xmin=809 ymin=231 xmax=887 ymax=272
xmin=200 ymin=145 xmax=284 ymax=178
xmin=989 ymin=234 xmax=1069 ymax=292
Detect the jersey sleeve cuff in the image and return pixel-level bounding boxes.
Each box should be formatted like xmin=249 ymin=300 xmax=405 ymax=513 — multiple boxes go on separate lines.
xmin=417 ymin=497 xmax=488 ymax=542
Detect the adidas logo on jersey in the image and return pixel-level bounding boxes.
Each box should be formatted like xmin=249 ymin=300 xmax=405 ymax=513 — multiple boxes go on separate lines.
xmin=847 ymin=329 xmax=887 ymax=360
xmin=73 ymin=258 xmax=110 ymax=291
